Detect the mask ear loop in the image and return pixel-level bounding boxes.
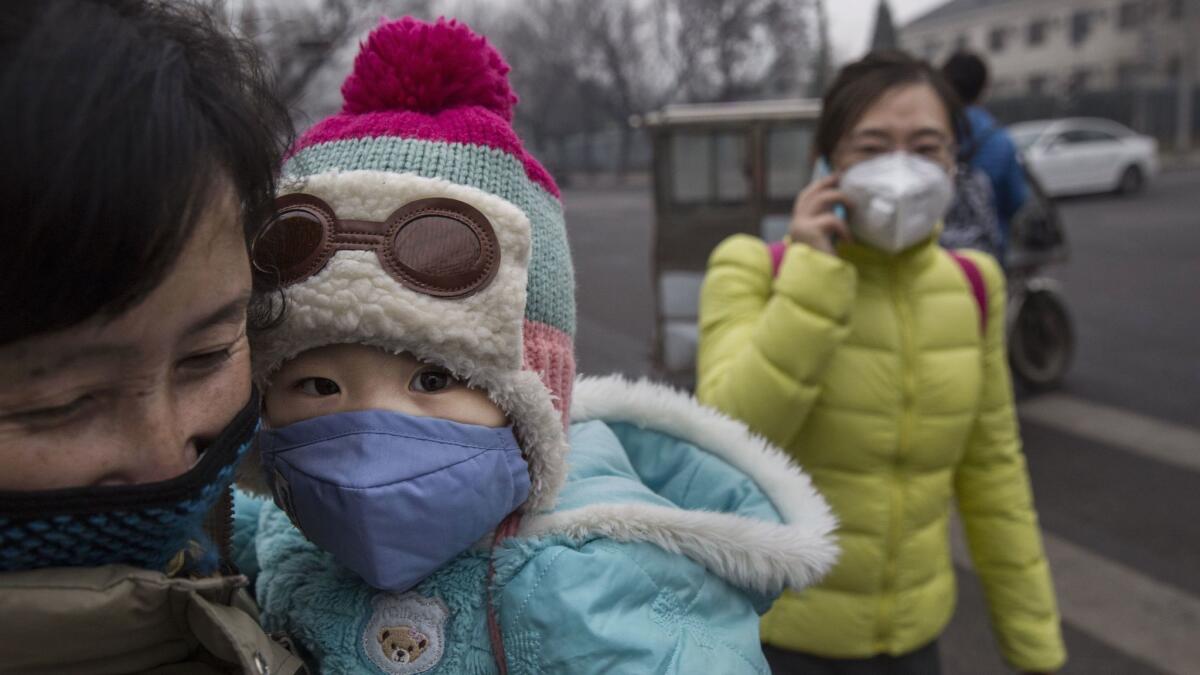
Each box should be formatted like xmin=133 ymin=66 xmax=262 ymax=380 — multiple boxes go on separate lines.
xmin=486 ymin=416 xmax=526 ymax=673
xmin=486 ymin=510 xmax=522 ymax=674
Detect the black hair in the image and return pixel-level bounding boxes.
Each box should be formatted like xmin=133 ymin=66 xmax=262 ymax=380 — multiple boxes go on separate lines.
xmin=814 ymin=50 xmax=966 ymax=163
xmin=0 ymin=0 xmax=291 ymax=345
xmin=941 ymin=51 xmax=989 ymax=106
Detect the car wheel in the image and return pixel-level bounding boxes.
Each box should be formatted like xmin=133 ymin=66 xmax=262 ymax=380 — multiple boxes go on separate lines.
xmin=1117 ymin=165 xmax=1144 ymax=195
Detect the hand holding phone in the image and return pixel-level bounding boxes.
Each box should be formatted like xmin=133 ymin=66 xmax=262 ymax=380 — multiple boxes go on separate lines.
xmin=787 ymin=159 xmax=852 ymax=255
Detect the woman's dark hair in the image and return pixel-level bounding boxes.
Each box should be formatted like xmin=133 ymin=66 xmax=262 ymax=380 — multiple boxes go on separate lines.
xmin=0 ymin=0 xmax=291 ymax=345
xmin=941 ymin=51 xmax=989 ymax=105
xmin=814 ymin=50 xmax=966 ymax=163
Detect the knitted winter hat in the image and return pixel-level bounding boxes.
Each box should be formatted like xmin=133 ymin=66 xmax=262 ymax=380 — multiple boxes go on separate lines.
xmin=244 ymin=17 xmax=575 ymax=513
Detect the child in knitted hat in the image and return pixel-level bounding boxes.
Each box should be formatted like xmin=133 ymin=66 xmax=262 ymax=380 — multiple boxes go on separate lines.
xmin=234 ymin=17 xmax=838 ymax=674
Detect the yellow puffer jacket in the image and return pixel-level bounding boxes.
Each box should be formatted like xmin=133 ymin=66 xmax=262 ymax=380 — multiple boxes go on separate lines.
xmin=697 ymin=234 xmax=1066 ymax=672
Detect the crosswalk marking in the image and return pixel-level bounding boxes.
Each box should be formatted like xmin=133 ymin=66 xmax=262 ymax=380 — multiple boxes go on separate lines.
xmin=1019 ymin=393 xmax=1200 ymax=473
xmin=951 ymin=517 xmax=1200 ymax=675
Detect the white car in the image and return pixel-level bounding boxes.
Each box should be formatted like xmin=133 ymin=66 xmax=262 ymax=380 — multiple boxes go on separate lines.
xmin=1008 ymin=118 xmax=1159 ymax=198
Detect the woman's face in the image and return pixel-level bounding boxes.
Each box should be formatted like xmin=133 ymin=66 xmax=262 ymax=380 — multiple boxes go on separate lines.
xmin=830 ymin=82 xmax=956 ymax=174
xmin=0 ymin=189 xmax=253 ymax=491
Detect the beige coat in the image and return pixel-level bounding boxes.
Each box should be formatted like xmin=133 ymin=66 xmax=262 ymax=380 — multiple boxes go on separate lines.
xmin=0 ymin=564 xmax=306 ymax=674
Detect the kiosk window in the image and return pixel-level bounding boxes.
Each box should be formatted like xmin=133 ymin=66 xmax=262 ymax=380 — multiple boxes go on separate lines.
xmin=767 ymin=126 xmax=814 ymax=200
xmin=670 ymin=130 xmax=750 ymax=205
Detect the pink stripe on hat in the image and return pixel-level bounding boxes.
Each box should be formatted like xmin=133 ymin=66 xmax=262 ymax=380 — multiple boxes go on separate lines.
xmin=523 ymin=320 xmax=576 ymax=428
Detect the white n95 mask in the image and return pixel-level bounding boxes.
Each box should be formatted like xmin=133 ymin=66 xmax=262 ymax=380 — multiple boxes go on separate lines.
xmin=839 ymin=153 xmax=954 ymax=253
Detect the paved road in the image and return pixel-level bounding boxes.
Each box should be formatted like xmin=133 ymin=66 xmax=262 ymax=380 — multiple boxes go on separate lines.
xmin=560 ymin=167 xmax=1200 ymax=674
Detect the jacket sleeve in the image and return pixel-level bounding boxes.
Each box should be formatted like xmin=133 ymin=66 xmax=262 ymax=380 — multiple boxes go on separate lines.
xmin=696 ymin=234 xmax=856 ymax=448
xmin=953 ymin=252 xmax=1066 ymax=672
xmin=995 ymin=133 xmax=1028 ymax=228
xmin=499 ymin=538 xmax=772 ymax=674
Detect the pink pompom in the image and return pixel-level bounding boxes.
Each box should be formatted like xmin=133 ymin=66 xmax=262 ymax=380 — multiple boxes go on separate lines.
xmin=341 ymin=17 xmax=517 ymax=121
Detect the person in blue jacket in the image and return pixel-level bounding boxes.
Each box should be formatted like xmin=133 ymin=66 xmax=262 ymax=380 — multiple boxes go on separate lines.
xmin=233 ymin=17 xmax=838 ymax=674
xmin=943 ymin=51 xmax=1029 ymax=262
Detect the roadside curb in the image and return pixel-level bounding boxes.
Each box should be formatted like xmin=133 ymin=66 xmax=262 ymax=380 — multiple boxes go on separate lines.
xmin=1160 ymin=150 xmax=1200 ymax=171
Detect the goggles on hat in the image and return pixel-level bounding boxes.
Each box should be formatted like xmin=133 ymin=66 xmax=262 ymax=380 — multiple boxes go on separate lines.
xmin=251 ymin=193 xmax=501 ymax=298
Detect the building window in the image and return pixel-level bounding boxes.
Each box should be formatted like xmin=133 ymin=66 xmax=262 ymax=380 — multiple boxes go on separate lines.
xmin=1069 ymin=68 xmax=1093 ymax=93
xmin=1168 ymin=0 xmax=1184 ymax=19
xmin=923 ymin=39 xmax=941 ymax=60
xmin=1118 ymin=1 xmax=1145 ymax=30
xmin=989 ymin=27 xmax=1007 ymax=52
xmin=1070 ymin=11 xmax=1092 ymax=46
xmin=1117 ymin=61 xmax=1142 ymax=88
xmin=1027 ymin=18 xmax=1048 ymax=46
xmin=955 ymin=34 xmax=969 ymax=51
xmin=1167 ymin=55 xmax=1182 ymax=79
xmin=1028 ymin=75 xmax=1048 ymax=95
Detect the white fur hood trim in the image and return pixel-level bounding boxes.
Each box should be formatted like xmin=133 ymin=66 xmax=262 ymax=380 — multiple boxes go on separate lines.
xmin=520 ymin=375 xmax=839 ymax=594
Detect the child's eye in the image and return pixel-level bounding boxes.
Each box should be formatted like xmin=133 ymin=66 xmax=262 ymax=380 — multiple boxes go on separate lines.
xmin=297 ymin=377 xmax=341 ymax=397
xmin=410 ymin=367 xmax=457 ymax=394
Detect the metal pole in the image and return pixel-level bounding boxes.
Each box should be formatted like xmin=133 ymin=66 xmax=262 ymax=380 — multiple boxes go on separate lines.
xmin=1175 ymin=1 xmax=1196 ymax=151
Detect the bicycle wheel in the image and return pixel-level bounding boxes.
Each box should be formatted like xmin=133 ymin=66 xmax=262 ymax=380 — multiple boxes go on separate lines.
xmin=1009 ymin=287 xmax=1074 ymax=390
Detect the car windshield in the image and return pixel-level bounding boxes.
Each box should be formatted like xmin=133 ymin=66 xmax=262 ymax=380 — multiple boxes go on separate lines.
xmin=1008 ymin=123 xmax=1052 ymax=151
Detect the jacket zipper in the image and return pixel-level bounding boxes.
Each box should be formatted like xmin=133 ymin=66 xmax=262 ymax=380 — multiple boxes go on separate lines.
xmin=875 ymin=265 xmax=915 ymax=652
xmin=206 ymin=485 xmax=236 ymax=572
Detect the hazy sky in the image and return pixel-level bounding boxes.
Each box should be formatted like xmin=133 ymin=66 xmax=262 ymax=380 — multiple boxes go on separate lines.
xmin=827 ymin=0 xmax=949 ymax=62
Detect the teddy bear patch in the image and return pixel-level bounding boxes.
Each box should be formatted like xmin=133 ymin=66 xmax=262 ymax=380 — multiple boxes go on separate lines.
xmin=378 ymin=625 xmax=429 ymax=664
xmin=363 ymin=592 xmax=448 ymax=674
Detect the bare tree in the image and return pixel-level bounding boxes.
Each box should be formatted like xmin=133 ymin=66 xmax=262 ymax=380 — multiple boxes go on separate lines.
xmin=573 ymin=1 xmax=675 ymax=175
xmin=503 ymin=0 xmax=818 ymax=174
xmin=214 ymin=0 xmax=434 ymax=110
xmin=809 ymin=0 xmax=832 ymax=96
xmin=205 ymin=0 xmax=825 ymax=180
xmin=487 ymin=0 xmax=601 ymax=169
xmin=663 ymin=0 xmax=814 ymax=103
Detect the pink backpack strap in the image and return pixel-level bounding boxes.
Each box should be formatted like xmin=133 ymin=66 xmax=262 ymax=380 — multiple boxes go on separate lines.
xmin=947 ymin=250 xmax=988 ymax=334
xmin=768 ymin=241 xmax=787 ymax=277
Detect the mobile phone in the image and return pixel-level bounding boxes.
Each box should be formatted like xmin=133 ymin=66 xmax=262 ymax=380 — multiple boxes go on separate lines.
xmin=812 ymin=157 xmax=848 ymax=223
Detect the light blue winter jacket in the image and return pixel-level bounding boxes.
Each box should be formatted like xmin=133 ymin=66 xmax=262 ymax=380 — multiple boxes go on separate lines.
xmin=233 ymin=376 xmax=838 ymax=674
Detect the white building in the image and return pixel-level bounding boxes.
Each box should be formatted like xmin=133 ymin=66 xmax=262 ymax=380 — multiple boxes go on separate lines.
xmin=900 ymin=0 xmax=1198 ymax=98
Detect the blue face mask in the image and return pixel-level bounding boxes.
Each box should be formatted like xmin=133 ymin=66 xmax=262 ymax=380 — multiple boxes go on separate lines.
xmin=257 ymin=409 xmax=530 ymax=591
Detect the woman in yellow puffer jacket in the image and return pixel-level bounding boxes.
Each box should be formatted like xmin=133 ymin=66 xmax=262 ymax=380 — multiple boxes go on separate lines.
xmin=697 ymin=51 xmax=1065 ymax=674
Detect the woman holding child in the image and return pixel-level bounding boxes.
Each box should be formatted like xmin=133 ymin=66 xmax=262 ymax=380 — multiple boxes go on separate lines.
xmin=1 ymin=4 xmax=840 ymax=673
